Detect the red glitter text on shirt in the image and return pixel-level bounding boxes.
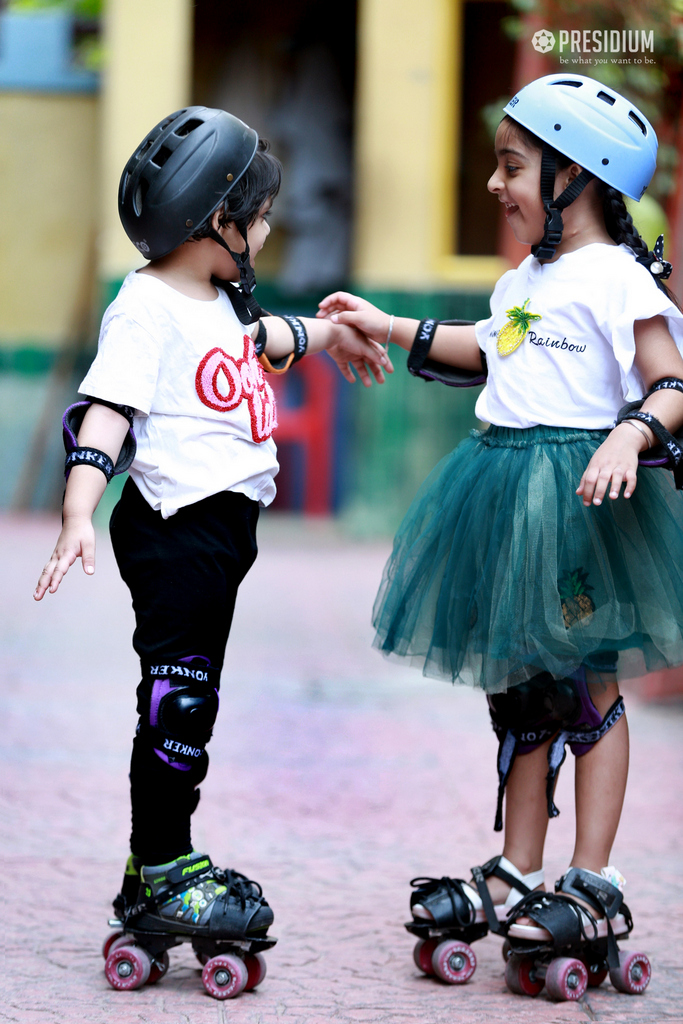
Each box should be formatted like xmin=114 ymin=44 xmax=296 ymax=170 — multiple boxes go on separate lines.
xmin=195 ymin=334 xmax=277 ymax=443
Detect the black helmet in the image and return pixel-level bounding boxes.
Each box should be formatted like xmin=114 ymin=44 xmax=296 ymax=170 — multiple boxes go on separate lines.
xmin=119 ymin=106 xmax=258 ymax=261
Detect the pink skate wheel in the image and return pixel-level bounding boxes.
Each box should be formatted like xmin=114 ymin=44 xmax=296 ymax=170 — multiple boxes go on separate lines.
xmin=505 ymin=954 xmax=544 ymax=996
xmin=545 ymin=957 xmax=588 ymax=1001
xmin=413 ymin=938 xmax=438 ymax=975
xmin=102 ymin=931 xmax=124 ymax=959
xmin=431 ymin=940 xmax=476 ymax=984
xmin=104 ymin=944 xmax=152 ymax=990
xmin=243 ymin=951 xmax=267 ymax=990
xmin=147 ymin=950 xmax=170 ymax=984
xmin=609 ymin=950 xmax=651 ymax=994
xmin=202 ymin=954 xmax=249 ymax=999
xmin=584 ymin=961 xmax=608 ymax=987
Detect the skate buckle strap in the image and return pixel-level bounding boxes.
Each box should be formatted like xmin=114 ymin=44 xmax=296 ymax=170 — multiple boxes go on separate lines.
xmin=557 ymin=868 xmax=623 ymax=919
xmin=556 ymin=868 xmax=624 ymax=970
xmin=409 ymin=876 xmax=476 ymax=929
xmin=506 ymin=890 xmax=600 ymax=946
xmin=470 ymin=864 xmax=502 ymax=934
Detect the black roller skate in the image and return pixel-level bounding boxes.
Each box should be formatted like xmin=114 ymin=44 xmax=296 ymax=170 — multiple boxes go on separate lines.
xmin=502 ymin=867 xmax=651 ymax=1001
xmin=102 ymin=850 xmax=276 ymax=999
xmin=407 ymin=855 xmax=544 ymax=984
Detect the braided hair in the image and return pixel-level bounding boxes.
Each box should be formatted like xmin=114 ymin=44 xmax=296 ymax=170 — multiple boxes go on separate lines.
xmin=598 ymin=183 xmax=680 ymax=308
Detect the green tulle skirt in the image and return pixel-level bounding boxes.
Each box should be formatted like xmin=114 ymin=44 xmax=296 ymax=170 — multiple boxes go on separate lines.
xmin=373 ymin=424 xmax=683 ymax=692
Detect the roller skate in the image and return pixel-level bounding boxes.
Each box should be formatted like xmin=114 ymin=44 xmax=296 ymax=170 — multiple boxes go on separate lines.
xmin=102 ymin=850 xmax=276 ymax=999
xmin=407 ymin=855 xmax=544 ymax=984
xmin=502 ymin=867 xmax=651 ymax=1001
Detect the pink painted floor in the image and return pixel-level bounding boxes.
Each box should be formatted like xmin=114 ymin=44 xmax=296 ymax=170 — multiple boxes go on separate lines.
xmin=2 ymin=512 xmax=682 ymax=1023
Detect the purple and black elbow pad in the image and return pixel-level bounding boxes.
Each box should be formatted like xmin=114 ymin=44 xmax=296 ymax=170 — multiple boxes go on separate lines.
xmin=407 ymin=318 xmax=487 ymax=387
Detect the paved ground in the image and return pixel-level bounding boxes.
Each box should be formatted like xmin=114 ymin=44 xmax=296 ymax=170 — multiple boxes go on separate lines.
xmin=2 ymin=512 xmax=683 ymax=1023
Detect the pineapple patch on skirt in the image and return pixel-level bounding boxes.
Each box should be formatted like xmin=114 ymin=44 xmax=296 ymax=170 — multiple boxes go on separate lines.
xmin=559 ymin=567 xmax=596 ymax=628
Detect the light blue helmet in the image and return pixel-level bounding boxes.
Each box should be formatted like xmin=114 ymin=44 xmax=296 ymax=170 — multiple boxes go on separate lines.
xmin=503 ymin=74 xmax=658 ymax=201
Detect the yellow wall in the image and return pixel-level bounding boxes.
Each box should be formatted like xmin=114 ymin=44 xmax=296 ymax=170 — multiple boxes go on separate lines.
xmin=354 ymin=0 xmax=507 ymax=290
xmin=99 ymin=0 xmax=193 ymax=284
xmin=0 ymin=93 xmax=98 ymax=347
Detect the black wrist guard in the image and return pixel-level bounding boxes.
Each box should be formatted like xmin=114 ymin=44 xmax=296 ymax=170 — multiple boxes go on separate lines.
xmin=407 ymin=318 xmax=487 ymax=387
xmin=62 ymin=399 xmax=137 ymax=482
xmin=279 ymin=315 xmax=308 ymax=363
xmin=253 ymin=319 xmax=268 ymax=357
xmin=616 ymin=407 xmax=683 ymax=488
xmin=616 ymin=376 xmax=683 ymax=487
xmin=65 ymin=448 xmax=115 ymax=482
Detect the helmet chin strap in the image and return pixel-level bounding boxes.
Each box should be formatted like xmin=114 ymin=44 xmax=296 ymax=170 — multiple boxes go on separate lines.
xmin=531 ymin=143 xmax=595 ymax=261
xmin=208 ymin=225 xmax=265 ymax=325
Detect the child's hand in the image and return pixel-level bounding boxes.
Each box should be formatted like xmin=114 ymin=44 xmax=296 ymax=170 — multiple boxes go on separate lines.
xmin=34 ymin=514 xmax=96 ymax=600
xmin=576 ymin=424 xmax=643 ymax=506
xmin=326 ymin=323 xmax=394 ymax=386
xmin=318 ymin=291 xmax=392 ymax=349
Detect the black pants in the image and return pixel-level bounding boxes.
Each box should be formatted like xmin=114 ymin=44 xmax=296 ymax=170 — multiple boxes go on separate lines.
xmin=110 ymin=478 xmax=259 ymax=864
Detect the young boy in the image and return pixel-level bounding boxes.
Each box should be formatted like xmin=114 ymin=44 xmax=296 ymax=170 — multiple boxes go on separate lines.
xmin=34 ymin=106 xmax=390 ymax=995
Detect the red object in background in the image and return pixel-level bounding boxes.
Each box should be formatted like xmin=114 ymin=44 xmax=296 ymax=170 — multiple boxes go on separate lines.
xmin=270 ymin=353 xmax=337 ymax=515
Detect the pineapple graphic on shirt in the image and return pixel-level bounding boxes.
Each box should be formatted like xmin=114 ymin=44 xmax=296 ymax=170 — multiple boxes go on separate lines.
xmin=496 ymin=298 xmax=542 ymax=356
xmin=559 ymin=568 xmax=596 ymax=628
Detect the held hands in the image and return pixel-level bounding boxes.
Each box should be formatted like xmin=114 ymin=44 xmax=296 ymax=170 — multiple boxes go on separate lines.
xmin=576 ymin=422 xmax=647 ymax=506
xmin=34 ymin=514 xmax=96 ymax=600
xmin=318 ymin=291 xmax=392 ymax=350
xmin=323 ymin=315 xmax=394 ymax=386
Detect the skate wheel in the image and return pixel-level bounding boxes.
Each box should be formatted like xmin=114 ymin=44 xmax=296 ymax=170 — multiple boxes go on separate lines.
xmin=102 ymin=931 xmax=124 ymax=959
xmin=147 ymin=950 xmax=170 ymax=985
xmin=202 ymin=954 xmax=249 ymax=1000
xmin=431 ymin=940 xmax=476 ymax=984
xmin=609 ymin=949 xmax=651 ymax=994
xmin=505 ymin=954 xmax=544 ymax=996
xmin=104 ymin=944 xmax=152 ymax=991
xmin=413 ymin=938 xmax=439 ymax=976
xmin=584 ymin=962 xmax=608 ymax=988
xmin=243 ymin=951 xmax=267 ymax=990
xmin=501 ymin=939 xmax=512 ymax=962
xmin=545 ymin=957 xmax=588 ymax=1001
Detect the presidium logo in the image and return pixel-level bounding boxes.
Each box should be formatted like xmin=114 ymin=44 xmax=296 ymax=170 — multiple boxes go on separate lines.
xmin=531 ymin=27 xmax=656 ymax=63
xmin=532 ymin=29 xmax=555 ymax=53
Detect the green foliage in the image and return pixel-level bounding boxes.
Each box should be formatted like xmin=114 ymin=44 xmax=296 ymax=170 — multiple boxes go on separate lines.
xmin=8 ymin=0 xmax=103 ymax=16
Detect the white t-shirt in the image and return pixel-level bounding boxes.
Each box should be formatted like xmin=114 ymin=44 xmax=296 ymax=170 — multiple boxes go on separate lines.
xmin=80 ymin=271 xmax=279 ymax=518
xmin=475 ymin=243 xmax=683 ymax=429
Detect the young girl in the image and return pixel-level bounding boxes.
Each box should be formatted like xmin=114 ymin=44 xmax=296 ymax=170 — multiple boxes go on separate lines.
xmin=33 ymin=106 xmax=390 ymax=999
xmin=319 ymin=74 xmax=683 ymax=997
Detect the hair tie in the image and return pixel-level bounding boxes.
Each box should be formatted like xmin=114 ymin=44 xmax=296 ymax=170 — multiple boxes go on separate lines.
xmin=636 ymin=234 xmax=673 ymax=280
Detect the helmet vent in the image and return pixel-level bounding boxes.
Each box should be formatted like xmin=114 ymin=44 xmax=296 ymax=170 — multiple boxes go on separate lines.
xmin=133 ymin=178 xmax=150 ymax=217
xmin=553 ymin=80 xmax=582 ymax=88
xmin=628 ymin=110 xmax=647 ymax=135
xmin=152 ymin=145 xmax=173 ymax=168
xmin=597 ymin=91 xmax=616 ymax=106
xmin=175 ymin=118 xmax=203 ymax=138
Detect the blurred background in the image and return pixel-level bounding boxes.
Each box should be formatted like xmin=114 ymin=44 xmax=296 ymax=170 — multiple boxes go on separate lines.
xmin=0 ymin=0 xmax=682 ymax=543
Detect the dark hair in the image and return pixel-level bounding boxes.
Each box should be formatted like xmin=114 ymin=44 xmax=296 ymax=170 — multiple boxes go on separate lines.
xmin=501 ymin=116 xmax=680 ymax=309
xmin=191 ymin=138 xmax=282 ymax=240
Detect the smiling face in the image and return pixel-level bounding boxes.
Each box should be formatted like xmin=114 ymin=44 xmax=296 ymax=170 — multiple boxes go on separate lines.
xmin=487 ymin=121 xmax=547 ymax=246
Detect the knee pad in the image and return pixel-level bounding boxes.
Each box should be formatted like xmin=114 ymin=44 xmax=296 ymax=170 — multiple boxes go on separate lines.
xmin=136 ymin=656 xmax=220 ymax=780
xmin=489 ymin=669 xmax=625 ymax=832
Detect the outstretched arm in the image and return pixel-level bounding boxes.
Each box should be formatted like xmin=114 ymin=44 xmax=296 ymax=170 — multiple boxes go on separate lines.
xmin=259 ymin=314 xmax=393 ymax=386
xmin=317 ymin=291 xmax=484 ymax=372
xmin=577 ymin=315 xmax=683 ymax=505
xmin=34 ymin=403 xmax=130 ymax=600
